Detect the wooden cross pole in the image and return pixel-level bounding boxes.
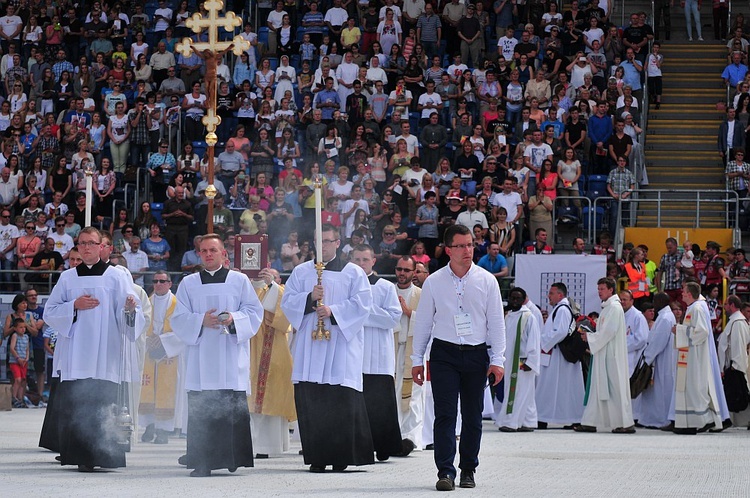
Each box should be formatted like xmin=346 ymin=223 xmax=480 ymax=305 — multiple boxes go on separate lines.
xmin=175 ymin=0 xmax=250 ymax=234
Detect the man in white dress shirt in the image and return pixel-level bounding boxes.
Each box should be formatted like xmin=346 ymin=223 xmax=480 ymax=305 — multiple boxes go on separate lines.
xmin=412 ymin=224 xmax=505 ymax=491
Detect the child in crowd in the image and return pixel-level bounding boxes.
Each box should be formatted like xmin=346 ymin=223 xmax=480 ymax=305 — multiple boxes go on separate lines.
xmin=680 ymin=239 xmax=695 ymax=276
xmin=9 ymin=318 xmax=30 ymax=408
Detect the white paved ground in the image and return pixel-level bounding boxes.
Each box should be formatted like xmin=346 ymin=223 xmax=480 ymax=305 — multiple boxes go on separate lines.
xmin=1 ymin=408 xmax=748 ymax=497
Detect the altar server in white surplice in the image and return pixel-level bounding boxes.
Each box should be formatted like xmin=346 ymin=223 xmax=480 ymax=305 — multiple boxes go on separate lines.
xmin=495 ymin=288 xmax=541 ymax=431
xmin=673 ymin=282 xmax=722 ymax=434
xmin=578 ymin=277 xmax=635 ymax=433
xmin=351 ymin=245 xmax=404 ymax=461
xmin=717 ymin=295 xmax=750 ymax=427
xmin=638 ymin=293 xmax=676 ymax=429
xmin=535 ymin=282 xmax=584 ymax=427
xmin=281 ymin=223 xmax=375 ymax=473
xmin=172 ymin=234 xmax=264 ymax=477
xmin=43 ymin=227 xmax=145 ymax=472
xmin=620 ymin=290 xmax=648 ymax=420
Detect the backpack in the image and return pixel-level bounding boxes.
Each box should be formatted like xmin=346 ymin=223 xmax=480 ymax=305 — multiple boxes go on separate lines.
xmin=552 ymin=303 xmax=592 ymax=364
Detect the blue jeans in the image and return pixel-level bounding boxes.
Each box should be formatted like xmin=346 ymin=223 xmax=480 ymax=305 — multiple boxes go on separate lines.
xmin=684 ymin=0 xmax=702 ymax=38
xmin=430 ymin=339 xmax=489 ymax=479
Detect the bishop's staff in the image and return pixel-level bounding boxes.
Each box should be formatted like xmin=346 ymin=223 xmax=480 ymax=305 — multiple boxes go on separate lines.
xmin=313 ymin=175 xmax=330 ymax=341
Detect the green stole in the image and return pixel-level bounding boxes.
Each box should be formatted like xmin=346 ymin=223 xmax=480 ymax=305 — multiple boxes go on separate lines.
xmin=506 ymin=312 xmax=528 ymax=414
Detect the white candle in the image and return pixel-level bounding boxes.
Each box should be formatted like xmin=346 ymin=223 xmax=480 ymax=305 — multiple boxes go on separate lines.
xmin=85 ymin=174 xmax=93 ymax=227
xmin=314 ymin=182 xmax=323 ymax=264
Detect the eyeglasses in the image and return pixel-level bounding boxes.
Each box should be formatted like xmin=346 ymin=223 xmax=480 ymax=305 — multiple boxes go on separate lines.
xmin=384 ymin=232 xmax=395 ymax=236
xmin=124 ymin=229 xmax=133 ymax=233
xmin=25 ymin=226 xmax=34 ymax=229
xmin=153 ymin=279 xmax=170 ymax=284
xmin=1 ymin=214 xmax=9 ymax=218
xmin=160 ymin=145 xmax=168 ymax=148
xmin=56 ymin=224 xmax=65 ymax=227
xmin=78 ymin=241 xmax=101 ymax=246
xmin=449 ymin=243 xmax=473 ymax=250
xmin=395 ymin=267 xmax=413 ymax=272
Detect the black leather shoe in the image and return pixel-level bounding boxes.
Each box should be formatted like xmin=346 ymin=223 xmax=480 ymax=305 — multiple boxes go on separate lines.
xmin=228 ymin=467 xmax=237 ymax=473
xmin=697 ymin=422 xmax=715 ymax=433
xmin=332 ymin=465 xmax=348 ymax=472
xmin=425 ymin=444 xmax=434 ymax=450
xmin=498 ymin=426 xmax=516 ymax=432
xmin=255 ymin=453 xmax=269 ymax=459
xmin=190 ymin=468 xmax=211 ymax=477
xmin=309 ymin=465 xmax=326 ymax=473
xmin=459 ymin=470 xmax=476 ymax=488
xmin=178 ymin=454 xmax=188 ymax=466
xmin=537 ymin=421 xmax=548 ymax=429
xmin=573 ymin=425 xmax=597 ymax=433
xmin=673 ymin=427 xmax=697 ymax=435
xmin=376 ymin=451 xmax=389 ymax=461
xmin=435 ymin=475 xmax=455 ymax=491
xmin=77 ymin=465 xmax=95 ymax=473
xmin=154 ymin=430 xmax=169 ymax=444
xmin=397 ymin=438 xmax=416 ymax=457
xmin=141 ymin=423 xmax=155 ymax=443
xmin=660 ymin=422 xmax=675 ymax=432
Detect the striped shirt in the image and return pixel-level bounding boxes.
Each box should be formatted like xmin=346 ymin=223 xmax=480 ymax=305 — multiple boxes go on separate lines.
xmin=416 ymin=13 xmax=441 ymax=42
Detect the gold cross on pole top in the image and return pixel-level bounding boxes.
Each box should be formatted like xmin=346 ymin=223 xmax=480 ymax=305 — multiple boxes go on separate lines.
xmin=174 ymin=0 xmax=250 ymax=233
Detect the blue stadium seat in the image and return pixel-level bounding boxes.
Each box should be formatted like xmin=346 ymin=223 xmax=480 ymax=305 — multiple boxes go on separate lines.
xmin=258 ymin=27 xmax=270 ymax=48
xmin=587 ymin=174 xmax=608 ymax=193
xmin=151 ymin=203 xmax=164 ymax=226
xmin=582 ymin=206 xmax=605 ymax=231
xmin=192 ymin=141 xmax=207 ymax=160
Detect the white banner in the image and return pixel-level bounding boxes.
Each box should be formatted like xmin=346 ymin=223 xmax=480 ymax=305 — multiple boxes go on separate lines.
xmin=514 ymin=255 xmax=608 ymax=316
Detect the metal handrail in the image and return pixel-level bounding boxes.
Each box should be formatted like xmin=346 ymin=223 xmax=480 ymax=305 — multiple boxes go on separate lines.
xmin=618 ymin=188 xmax=740 ymax=228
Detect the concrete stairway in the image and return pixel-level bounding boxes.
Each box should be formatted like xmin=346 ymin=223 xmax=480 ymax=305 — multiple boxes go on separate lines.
xmin=639 ymin=41 xmax=729 ymax=228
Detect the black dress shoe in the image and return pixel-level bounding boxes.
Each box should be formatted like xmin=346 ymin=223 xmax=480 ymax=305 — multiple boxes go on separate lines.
xmin=425 ymin=444 xmax=434 ymax=450
xmin=228 ymin=467 xmax=237 ymax=473
xmin=77 ymin=465 xmax=95 ymax=473
xmin=723 ymin=419 xmax=733 ymax=429
xmin=190 ymin=468 xmax=211 ymax=477
xmin=518 ymin=427 xmax=534 ymax=432
xmin=562 ymin=424 xmax=581 ymax=430
xmin=660 ymin=422 xmax=675 ymax=432
xmin=154 ymin=431 xmax=169 ymax=444
xmin=498 ymin=426 xmax=516 ymax=432
xmin=309 ymin=465 xmax=326 ymax=473
xmin=673 ymin=427 xmax=697 ymax=435
xmin=435 ymin=475 xmax=455 ymax=491
xmin=332 ymin=465 xmax=348 ymax=472
xmin=255 ymin=453 xmax=269 ymax=459
xmin=697 ymin=422 xmax=715 ymax=433
xmin=537 ymin=421 xmax=548 ymax=429
xmin=141 ymin=423 xmax=155 ymax=443
xmin=376 ymin=451 xmax=389 ymax=461
xmin=397 ymin=438 xmax=416 ymax=457
xmin=459 ymin=470 xmax=476 ymax=489
xmin=55 ymin=455 xmax=62 ymax=462
xmin=178 ymin=454 xmax=188 ymax=466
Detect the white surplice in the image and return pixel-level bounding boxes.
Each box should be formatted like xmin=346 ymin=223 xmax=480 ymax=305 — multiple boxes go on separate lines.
xmin=281 ymin=259 xmax=372 ymax=391
xmin=717 ymin=310 xmax=750 ymax=427
xmin=535 ymin=298 xmax=584 ymax=425
xmin=363 ymin=276 xmax=402 ymax=375
xmin=624 ymin=305 xmax=648 ymax=420
xmin=495 ymin=306 xmax=541 ymax=429
xmin=581 ymin=294 xmax=634 ymax=430
xmin=44 ymin=262 xmax=145 ymax=383
xmin=674 ymin=301 xmax=722 ymax=429
xmin=336 ymin=61 xmax=359 ymax=105
xmin=172 ymin=268 xmax=264 ymax=393
xmin=638 ymin=306 xmax=676 ymax=428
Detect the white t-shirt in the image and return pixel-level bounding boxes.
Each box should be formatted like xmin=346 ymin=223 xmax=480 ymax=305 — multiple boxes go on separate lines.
xmin=583 ymin=27 xmax=604 ymax=53
xmin=154 ymin=8 xmax=173 ymax=31
xmin=399 ymin=133 xmax=419 ymax=154
xmin=491 ymin=191 xmax=523 ymax=223
xmin=49 ymin=231 xmax=74 ymax=265
xmin=523 ymin=143 xmax=554 ymax=177
xmin=267 ymin=9 xmax=288 ymax=29
xmin=646 ymin=54 xmax=663 ymax=78
xmin=0 ymin=15 xmax=23 ymax=39
xmin=324 ymin=7 xmax=349 ymax=27
xmin=0 ymin=223 xmax=19 ymax=260
xmin=418 ymin=92 xmax=442 ymax=119
xmin=497 ymin=36 xmax=518 ymax=62
xmin=379 ymin=5 xmax=403 ymax=21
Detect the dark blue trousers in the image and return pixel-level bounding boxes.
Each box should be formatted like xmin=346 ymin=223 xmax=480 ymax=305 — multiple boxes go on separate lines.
xmin=429 ymin=338 xmax=489 ymax=479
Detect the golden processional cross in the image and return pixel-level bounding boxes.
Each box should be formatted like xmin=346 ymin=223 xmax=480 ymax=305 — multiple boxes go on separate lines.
xmin=175 ymin=0 xmax=250 ymax=233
